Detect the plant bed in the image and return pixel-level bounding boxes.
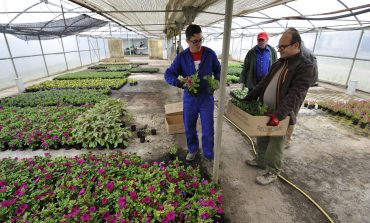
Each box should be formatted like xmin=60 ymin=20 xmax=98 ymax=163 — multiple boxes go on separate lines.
xmin=54 ymin=71 xmax=130 ymax=80
xmin=0 ymin=152 xmax=223 ymax=222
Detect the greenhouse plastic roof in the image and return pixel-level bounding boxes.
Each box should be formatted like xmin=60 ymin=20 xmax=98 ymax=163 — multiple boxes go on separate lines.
xmin=0 ymin=0 xmax=370 ymax=39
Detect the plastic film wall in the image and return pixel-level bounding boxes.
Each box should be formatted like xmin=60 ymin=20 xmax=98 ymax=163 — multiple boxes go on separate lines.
xmin=0 ymin=35 xmax=109 ymax=90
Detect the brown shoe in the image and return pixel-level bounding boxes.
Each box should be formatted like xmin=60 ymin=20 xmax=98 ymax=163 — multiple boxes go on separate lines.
xmin=256 ymin=171 xmax=278 ymax=185
xmin=245 ymin=159 xmax=264 ymax=169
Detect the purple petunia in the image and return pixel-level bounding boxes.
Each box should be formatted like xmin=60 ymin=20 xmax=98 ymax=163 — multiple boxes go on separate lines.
xmin=89 ymin=206 xmax=96 ymax=213
xmin=81 ymin=213 xmax=90 ymax=222
xmin=129 ymin=191 xmax=138 ymax=201
xmin=106 ymin=181 xmax=114 ymax=191
xmin=118 ymin=196 xmax=126 ymax=209
xmin=201 ymin=211 xmax=210 ymax=219
xmin=148 ymin=185 xmax=155 ymax=193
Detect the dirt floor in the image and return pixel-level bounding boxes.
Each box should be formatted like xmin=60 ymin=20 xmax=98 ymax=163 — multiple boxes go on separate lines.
xmin=1 ymin=56 xmax=369 ymax=223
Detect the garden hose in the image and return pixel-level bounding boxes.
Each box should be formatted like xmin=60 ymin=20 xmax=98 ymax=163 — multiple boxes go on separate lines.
xmin=222 ymin=115 xmax=335 ymax=223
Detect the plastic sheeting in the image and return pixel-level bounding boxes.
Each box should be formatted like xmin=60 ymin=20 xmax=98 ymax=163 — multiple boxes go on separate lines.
xmin=0 ymin=14 xmax=108 ymax=40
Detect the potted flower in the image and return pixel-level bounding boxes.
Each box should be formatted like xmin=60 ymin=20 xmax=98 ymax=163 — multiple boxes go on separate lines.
xmin=168 ymin=144 xmax=178 ymax=160
xmin=204 ymin=75 xmax=219 ymax=95
xmin=359 ymin=114 xmax=369 ymax=129
xmin=182 ymin=74 xmax=200 ymax=96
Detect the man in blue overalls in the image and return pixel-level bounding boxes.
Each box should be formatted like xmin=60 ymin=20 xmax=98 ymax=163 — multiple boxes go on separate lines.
xmin=164 ymin=24 xmax=221 ymax=162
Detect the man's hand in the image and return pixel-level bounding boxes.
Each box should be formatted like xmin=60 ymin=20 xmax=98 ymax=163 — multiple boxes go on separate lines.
xmin=177 ymin=80 xmax=186 ymax=89
xmin=267 ymin=113 xmax=280 ymax=126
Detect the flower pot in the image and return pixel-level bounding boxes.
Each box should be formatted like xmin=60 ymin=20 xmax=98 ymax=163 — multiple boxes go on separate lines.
xmin=303 ymin=103 xmax=308 ymax=108
xmin=317 ymin=105 xmax=322 ymax=109
xmin=352 ymin=118 xmax=359 ymax=125
xmin=360 ymin=122 xmax=367 ymax=129
xmin=131 ymin=125 xmax=136 ymax=131
xmin=169 ymin=153 xmax=176 ymax=160
xmin=140 ymin=136 xmax=145 ymax=143
xmin=151 ymin=129 xmax=157 ymax=135
xmin=137 ymin=130 xmax=145 ymax=138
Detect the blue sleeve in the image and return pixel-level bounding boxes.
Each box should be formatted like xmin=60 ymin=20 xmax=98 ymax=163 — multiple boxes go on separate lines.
xmin=164 ymin=55 xmax=182 ymax=87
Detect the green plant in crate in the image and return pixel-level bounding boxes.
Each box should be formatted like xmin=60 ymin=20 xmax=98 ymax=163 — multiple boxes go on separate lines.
xmin=71 ymin=99 xmax=132 ymax=149
xmin=230 ymin=88 xmax=248 ymax=100
xmin=231 ymin=98 xmax=268 ymax=116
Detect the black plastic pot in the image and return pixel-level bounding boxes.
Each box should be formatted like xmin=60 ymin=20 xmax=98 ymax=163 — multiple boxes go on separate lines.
xmin=151 ymin=129 xmax=157 ymax=135
xmin=137 ymin=130 xmax=145 ymax=138
xmin=352 ymin=118 xmax=359 ymax=125
xmin=140 ymin=136 xmax=145 ymax=143
xmin=360 ymin=122 xmax=368 ymax=129
xmin=131 ymin=125 xmax=136 ymax=131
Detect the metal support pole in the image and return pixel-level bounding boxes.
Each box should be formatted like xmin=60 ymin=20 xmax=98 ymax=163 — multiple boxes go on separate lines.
xmin=312 ymin=29 xmax=319 ymax=52
xmin=4 ymin=33 xmax=19 ymax=79
xmin=213 ymin=0 xmax=234 ymax=182
xmin=38 ymin=35 xmax=50 ymax=77
xmin=87 ymin=37 xmax=93 ymax=63
xmin=75 ymin=35 xmax=83 ymax=66
xmin=60 ymin=36 xmax=69 ymax=71
xmin=345 ymin=30 xmax=364 ymax=86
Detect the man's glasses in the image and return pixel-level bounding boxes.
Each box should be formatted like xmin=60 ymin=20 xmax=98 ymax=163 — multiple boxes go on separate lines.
xmin=276 ymin=42 xmax=295 ymax=50
xmin=188 ymin=37 xmax=204 ymax=44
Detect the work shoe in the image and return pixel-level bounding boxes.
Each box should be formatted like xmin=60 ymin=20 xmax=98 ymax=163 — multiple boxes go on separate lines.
xmin=256 ymin=171 xmax=278 ymax=185
xmin=245 ymin=158 xmax=264 ymax=169
xmin=186 ymin=151 xmax=197 ymax=161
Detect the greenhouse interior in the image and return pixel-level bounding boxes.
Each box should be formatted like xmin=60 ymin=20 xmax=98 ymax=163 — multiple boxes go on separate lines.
xmin=0 ymin=0 xmax=369 ymax=222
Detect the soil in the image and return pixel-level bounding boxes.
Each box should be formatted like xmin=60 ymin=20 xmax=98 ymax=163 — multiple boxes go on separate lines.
xmin=1 ymin=56 xmax=369 ymax=223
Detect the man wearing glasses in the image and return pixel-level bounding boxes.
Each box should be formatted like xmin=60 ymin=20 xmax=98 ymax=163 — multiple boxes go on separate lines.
xmin=240 ymin=32 xmax=277 ymax=92
xmin=244 ymin=29 xmax=314 ymax=185
xmin=164 ymin=24 xmax=221 ymax=164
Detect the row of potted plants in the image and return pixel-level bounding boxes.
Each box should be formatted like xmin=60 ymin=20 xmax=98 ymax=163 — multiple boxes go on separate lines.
xmin=129 ymin=67 xmax=160 ymax=73
xmin=54 ymin=71 xmax=130 ymax=80
xmin=304 ymin=99 xmax=369 ymax=128
xmin=26 ymin=79 xmax=127 ymax=92
xmin=0 ymin=152 xmax=223 ymax=222
xmin=0 ymin=89 xmax=110 ymax=107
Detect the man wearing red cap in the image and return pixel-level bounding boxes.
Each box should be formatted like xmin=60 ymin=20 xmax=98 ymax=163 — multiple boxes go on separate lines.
xmin=240 ymin=32 xmax=277 ymax=92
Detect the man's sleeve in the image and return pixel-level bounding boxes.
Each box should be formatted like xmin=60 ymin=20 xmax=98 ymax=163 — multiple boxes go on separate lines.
xmin=164 ymin=55 xmax=182 ymax=86
xmin=239 ymin=51 xmax=250 ymax=84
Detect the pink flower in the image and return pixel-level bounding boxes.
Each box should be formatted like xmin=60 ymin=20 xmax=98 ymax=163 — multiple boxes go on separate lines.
xmin=0 ymin=186 xmax=6 ymax=192
xmin=102 ymin=197 xmax=108 ymax=205
xmin=81 ymin=213 xmax=90 ymax=222
xmin=217 ymin=207 xmax=223 ymax=214
xmin=130 ymin=191 xmax=138 ymax=201
xmin=89 ymin=206 xmax=96 ymax=213
xmin=209 ymin=187 xmax=216 ymax=194
xmin=106 ymin=181 xmax=114 ymax=191
xmin=52 ymin=135 xmax=57 ymax=141
xmin=118 ymin=196 xmax=126 ymax=209
xmin=1 ymin=200 xmax=12 ymax=207
xmin=217 ymin=194 xmax=223 ymax=203
xmin=148 ymin=185 xmax=155 ymax=193
xmin=71 ymin=206 xmax=80 ymax=216
xmin=97 ymin=168 xmax=106 ymax=174
xmin=45 ymin=174 xmax=51 ymax=180
xmin=0 ymin=126 xmax=3 ymax=130
xmin=77 ymin=159 xmax=84 ymax=164
xmin=140 ymin=196 xmax=151 ymax=204
xmin=201 ymin=211 xmax=210 ymax=219
xmin=79 ymin=188 xmax=86 ymax=195
xmin=166 ymin=211 xmax=176 ymax=221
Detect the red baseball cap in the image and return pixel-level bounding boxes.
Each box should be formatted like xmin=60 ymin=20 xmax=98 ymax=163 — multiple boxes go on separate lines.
xmin=257 ymin=32 xmax=268 ymax=41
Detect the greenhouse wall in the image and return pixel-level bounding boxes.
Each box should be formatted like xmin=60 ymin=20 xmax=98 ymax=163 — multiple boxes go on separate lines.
xmin=0 ymin=35 xmax=110 ymax=90
xmin=219 ymin=30 xmax=370 ymax=93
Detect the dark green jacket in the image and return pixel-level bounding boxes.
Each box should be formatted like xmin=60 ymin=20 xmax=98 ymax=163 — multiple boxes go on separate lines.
xmin=239 ymin=44 xmax=277 ymax=89
xmin=245 ymin=52 xmax=314 ymax=125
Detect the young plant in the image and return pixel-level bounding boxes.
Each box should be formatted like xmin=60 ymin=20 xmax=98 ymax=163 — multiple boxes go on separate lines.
xmin=204 ymin=75 xmax=219 ymax=91
xmin=169 ymin=144 xmax=178 ymax=155
xmin=182 ymin=74 xmax=200 ymax=96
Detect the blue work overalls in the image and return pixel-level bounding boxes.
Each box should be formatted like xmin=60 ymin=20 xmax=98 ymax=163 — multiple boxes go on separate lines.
xmin=164 ymin=47 xmax=221 ymax=159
